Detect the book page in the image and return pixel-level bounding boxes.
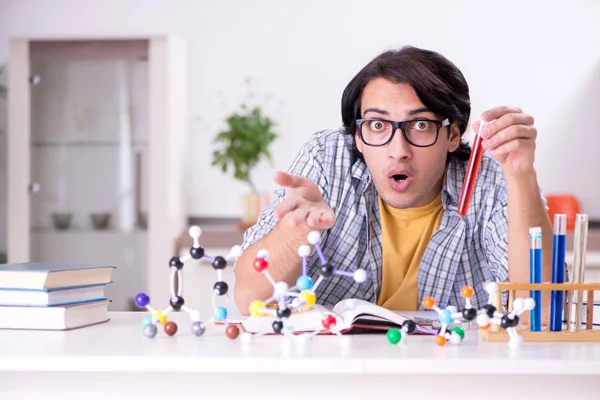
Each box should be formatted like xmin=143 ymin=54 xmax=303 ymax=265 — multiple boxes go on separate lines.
xmin=333 ymin=299 xmax=442 ymax=333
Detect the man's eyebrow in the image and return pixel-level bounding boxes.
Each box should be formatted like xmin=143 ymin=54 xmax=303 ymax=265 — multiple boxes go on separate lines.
xmin=408 ymin=107 xmax=432 ymax=115
xmin=363 ymin=107 xmax=433 ymax=116
xmin=363 ymin=107 xmax=389 ymax=115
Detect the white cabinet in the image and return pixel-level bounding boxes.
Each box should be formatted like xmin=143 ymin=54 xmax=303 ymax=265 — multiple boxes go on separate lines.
xmin=7 ymin=37 xmax=188 ymax=311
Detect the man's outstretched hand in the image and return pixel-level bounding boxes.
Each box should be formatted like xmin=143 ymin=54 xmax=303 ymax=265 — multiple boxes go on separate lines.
xmin=272 ymin=171 xmax=336 ymax=230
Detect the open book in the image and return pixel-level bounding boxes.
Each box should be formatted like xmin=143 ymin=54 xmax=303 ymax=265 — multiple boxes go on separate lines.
xmin=240 ymin=298 xmax=452 ymax=335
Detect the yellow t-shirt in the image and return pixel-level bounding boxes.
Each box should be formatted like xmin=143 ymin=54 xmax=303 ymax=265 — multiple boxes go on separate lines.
xmin=376 ymin=193 xmax=443 ymax=310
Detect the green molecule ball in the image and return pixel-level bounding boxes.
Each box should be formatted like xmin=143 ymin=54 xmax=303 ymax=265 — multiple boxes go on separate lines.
xmin=451 ymin=326 xmax=465 ymax=340
xmin=386 ymin=328 xmax=402 ymax=344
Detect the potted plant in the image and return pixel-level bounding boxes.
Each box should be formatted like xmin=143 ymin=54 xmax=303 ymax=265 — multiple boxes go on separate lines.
xmin=211 ymin=84 xmax=278 ymax=229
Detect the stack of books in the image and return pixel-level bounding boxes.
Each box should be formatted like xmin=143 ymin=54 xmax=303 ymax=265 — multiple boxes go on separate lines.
xmin=0 ymin=262 xmax=115 ymax=330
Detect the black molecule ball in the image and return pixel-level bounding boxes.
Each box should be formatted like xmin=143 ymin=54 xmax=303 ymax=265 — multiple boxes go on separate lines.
xmin=190 ymin=246 xmax=205 ymax=260
xmin=213 ymin=281 xmax=229 ymax=295
xmin=169 ymin=296 xmax=185 ymax=310
xmin=402 ymin=319 xmax=416 ymax=334
xmin=320 ymin=263 xmax=334 ymax=277
xmin=462 ymin=307 xmax=477 ymax=321
xmin=212 ymin=256 xmax=227 ymax=270
xmin=169 ymin=257 xmax=184 ymax=270
xmin=277 ymin=307 xmax=291 ymax=319
xmin=272 ymin=320 xmax=284 ymax=334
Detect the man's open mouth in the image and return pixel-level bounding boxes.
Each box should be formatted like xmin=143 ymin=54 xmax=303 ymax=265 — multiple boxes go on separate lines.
xmin=392 ymin=174 xmax=408 ymax=182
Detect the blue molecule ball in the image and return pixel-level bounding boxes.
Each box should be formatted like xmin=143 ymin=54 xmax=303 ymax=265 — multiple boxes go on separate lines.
xmin=439 ymin=309 xmax=454 ymax=325
xmin=142 ymin=315 xmax=153 ymax=327
xmin=296 ymin=276 xmax=313 ymax=291
xmin=135 ymin=293 xmax=150 ymax=308
xmin=213 ymin=307 xmax=228 ymax=322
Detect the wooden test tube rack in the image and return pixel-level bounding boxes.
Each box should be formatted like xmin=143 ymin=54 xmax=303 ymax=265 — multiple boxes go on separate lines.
xmin=479 ymin=282 xmax=600 ymax=342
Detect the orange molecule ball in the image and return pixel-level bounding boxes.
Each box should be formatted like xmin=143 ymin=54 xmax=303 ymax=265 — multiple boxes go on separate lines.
xmin=164 ymin=321 xmax=178 ymax=336
xmin=253 ymin=257 xmax=268 ymax=272
xmin=225 ymin=324 xmax=240 ymax=339
xmin=460 ymin=286 xmax=474 ymax=298
xmin=435 ymin=335 xmax=447 ymax=346
xmin=422 ymin=296 xmax=435 ymax=309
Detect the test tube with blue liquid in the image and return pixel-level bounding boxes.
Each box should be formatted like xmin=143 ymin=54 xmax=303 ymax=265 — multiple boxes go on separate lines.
xmin=529 ymin=227 xmax=542 ymax=332
xmin=550 ymin=214 xmax=566 ymax=331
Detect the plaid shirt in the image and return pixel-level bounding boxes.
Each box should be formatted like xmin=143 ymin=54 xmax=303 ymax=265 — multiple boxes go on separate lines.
xmin=240 ymin=129 xmax=510 ymax=310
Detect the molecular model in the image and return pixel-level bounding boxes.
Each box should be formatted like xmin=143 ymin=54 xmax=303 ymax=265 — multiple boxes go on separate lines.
xmin=134 ymin=225 xmax=243 ymax=339
xmin=240 ymin=231 xmax=368 ymax=349
xmin=476 ymin=282 xmax=536 ymax=350
xmin=421 ymin=283 xmax=535 ymax=349
xmin=421 ymin=286 xmax=477 ymax=346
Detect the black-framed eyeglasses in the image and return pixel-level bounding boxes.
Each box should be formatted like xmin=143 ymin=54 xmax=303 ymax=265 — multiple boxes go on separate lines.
xmin=356 ymin=118 xmax=451 ymax=147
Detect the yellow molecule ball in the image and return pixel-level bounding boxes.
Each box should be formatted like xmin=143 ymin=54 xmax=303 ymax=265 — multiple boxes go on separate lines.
xmin=152 ymin=311 xmax=167 ymax=325
xmin=249 ymin=300 xmax=266 ymax=317
xmin=299 ymin=290 xmax=316 ymax=308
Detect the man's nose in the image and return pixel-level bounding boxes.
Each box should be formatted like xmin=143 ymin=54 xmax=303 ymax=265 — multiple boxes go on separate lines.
xmin=388 ymin=128 xmax=412 ymax=160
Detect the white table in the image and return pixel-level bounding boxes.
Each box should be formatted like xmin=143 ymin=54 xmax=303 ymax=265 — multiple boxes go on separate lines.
xmin=1 ymin=312 xmax=600 ymax=399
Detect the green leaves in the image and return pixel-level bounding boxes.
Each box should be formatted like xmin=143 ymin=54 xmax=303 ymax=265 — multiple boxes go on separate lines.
xmin=211 ymin=106 xmax=278 ymax=192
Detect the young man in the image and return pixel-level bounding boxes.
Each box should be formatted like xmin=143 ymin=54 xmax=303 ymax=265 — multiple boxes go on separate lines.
xmin=233 ymin=46 xmax=553 ymax=315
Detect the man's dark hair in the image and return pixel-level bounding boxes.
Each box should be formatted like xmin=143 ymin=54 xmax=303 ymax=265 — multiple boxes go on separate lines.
xmin=341 ymin=45 xmax=471 ymax=162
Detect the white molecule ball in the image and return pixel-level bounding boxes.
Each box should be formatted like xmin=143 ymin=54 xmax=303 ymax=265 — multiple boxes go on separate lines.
xmin=274 ymin=282 xmax=289 ymax=296
xmin=485 ymin=282 xmax=499 ymax=295
xmin=339 ymin=336 xmax=352 ymax=350
xmin=188 ymin=226 xmax=202 ymax=239
xmin=353 ymin=269 xmax=367 ymax=283
xmin=230 ymin=245 xmax=243 ymax=257
xmin=297 ymin=245 xmax=311 ymax=257
xmin=296 ymin=333 xmax=312 ymax=347
xmin=512 ymin=298 xmax=525 ymax=312
xmin=189 ymin=311 xmax=201 ymax=323
xmin=240 ymin=332 xmax=253 ymax=345
xmin=524 ymin=298 xmax=536 ymax=310
xmin=477 ymin=314 xmax=490 ymax=327
xmin=283 ymin=321 xmax=294 ymax=333
xmin=281 ymin=336 xmax=292 ymax=351
xmin=256 ymin=249 xmax=269 ymax=260
xmin=449 ymin=332 xmax=462 ymax=345
xmin=508 ymin=336 xmax=523 ymax=350
xmin=307 ymin=231 xmax=322 ymax=245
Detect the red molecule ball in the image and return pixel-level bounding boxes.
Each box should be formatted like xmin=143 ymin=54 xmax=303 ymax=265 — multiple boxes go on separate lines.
xmin=253 ymin=257 xmax=268 ymax=272
xmin=322 ymin=315 xmax=337 ymax=330
xmin=164 ymin=321 xmax=178 ymax=336
xmin=225 ymin=324 xmax=240 ymax=339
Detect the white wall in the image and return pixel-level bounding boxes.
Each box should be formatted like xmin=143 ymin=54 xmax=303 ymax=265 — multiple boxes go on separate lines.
xmin=1 ymin=0 xmax=600 ymax=253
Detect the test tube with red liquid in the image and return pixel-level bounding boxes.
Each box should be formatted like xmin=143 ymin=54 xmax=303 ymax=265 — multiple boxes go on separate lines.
xmin=457 ymin=121 xmax=488 ymax=216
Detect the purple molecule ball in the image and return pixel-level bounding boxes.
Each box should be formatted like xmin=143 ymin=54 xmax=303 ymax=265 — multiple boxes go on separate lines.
xmin=135 ymin=292 xmax=150 ymax=308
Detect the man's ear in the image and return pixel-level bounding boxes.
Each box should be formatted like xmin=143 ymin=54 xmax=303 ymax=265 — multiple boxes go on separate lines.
xmin=355 ymin=131 xmax=364 ymax=154
xmin=448 ymin=123 xmax=461 ymax=152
